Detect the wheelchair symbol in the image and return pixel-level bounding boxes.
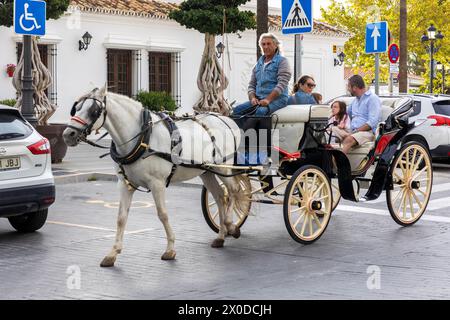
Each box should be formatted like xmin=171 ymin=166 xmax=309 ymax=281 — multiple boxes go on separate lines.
xmin=19 ymin=3 xmax=41 ymax=32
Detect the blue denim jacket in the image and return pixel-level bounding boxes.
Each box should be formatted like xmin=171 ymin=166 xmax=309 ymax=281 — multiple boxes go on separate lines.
xmin=254 ymin=53 xmax=289 ymax=101
xmin=287 ymin=90 xmax=317 ymax=105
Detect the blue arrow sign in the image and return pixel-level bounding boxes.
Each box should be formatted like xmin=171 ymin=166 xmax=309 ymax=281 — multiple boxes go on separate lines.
xmin=365 ymin=22 xmax=388 ymax=54
xmin=14 ymin=0 xmax=46 ymax=36
xmin=282 ymin=0 xmax=313 ymax=35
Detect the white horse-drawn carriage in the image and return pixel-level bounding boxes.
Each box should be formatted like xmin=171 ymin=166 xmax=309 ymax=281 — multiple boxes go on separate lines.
xmin=64 ymin=87 xmax=432 ymax=266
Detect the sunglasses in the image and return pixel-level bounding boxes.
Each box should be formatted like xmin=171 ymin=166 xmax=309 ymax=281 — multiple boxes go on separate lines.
xmin=306 ymin=83 xmax=316 ymax=88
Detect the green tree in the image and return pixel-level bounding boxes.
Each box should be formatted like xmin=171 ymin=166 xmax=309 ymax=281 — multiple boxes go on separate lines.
xmin=0 ymin=0 xmax=70 ymax=124
xmin=169 ymin=0 xmax=255 ymax=115
xmin=321 ymin=0 xmax=450 ymax=93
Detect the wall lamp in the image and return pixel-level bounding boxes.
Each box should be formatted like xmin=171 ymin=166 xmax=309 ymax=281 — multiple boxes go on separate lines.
xmin=79 ymin=32 xmax=93 ymax=51
xmin=216 ymin=42 xmax=225 ymax=59
xmin=334 ymin=51 xmax=345 ymax=67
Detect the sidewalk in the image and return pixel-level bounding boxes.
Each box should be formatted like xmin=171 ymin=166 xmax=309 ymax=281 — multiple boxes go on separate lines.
xmin=52 ymin=141 xmax=202 ymax=187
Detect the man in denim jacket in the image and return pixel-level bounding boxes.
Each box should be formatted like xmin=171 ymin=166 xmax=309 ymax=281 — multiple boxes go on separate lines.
xmin=233 ymin=33 xmax=292 ymax=116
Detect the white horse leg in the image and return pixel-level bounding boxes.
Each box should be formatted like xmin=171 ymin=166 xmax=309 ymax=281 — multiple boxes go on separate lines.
xmin=100 ymin=180 xmax=135 ymax=267
xmin=200 ymin=172 xmax=228 ymax=248
xmin=218 ymin=175 xmax=243 ymax=239
xmin=150 ymin=180 xmax=177 ymax=260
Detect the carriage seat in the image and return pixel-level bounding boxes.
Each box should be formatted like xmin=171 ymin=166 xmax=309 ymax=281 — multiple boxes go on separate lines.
xmin=272 ymin=105 xmax=330 ymax=154
xmin=332 ymin=104 xmax=394 ymax=170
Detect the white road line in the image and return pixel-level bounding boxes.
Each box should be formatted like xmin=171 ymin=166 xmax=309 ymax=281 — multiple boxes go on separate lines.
xmin=47 ymin=221 xmax=116 ymax=232
xmin=335 ymin=205 xmax=450 ymax=223
xmin=47 ymin=220 xmax=155 ymax=235
xmin=425 ymin=197 xmax=450 ymax=211
xmin=104 ymin=228 xmax=155 ymax=238
xmin=365 ymin=182 xmax=450 ymax=204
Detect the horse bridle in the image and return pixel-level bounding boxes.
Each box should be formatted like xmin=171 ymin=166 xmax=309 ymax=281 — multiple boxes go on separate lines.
xmin=68 ymin=96 xmax=107 ymax=139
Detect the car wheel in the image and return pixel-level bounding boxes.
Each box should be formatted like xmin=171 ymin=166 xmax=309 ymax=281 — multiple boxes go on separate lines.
xmin=8 ymin=209 xmax=48 ymax=233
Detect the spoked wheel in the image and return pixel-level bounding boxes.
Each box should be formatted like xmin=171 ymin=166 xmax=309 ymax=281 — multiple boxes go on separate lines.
xmin=331 ymin=178 xmax=341 ymax=211
xmin=387 ymin=142 xmax=433 ymax=226
xmin=201 ymin=175 xmax=252 ymax=233
xmin=283 ymin=165 xmax=333 ymax=244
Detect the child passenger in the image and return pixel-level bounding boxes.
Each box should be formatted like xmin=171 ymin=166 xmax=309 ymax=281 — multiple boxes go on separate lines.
xmin=328 ymin=100 xmax=351 ymax=143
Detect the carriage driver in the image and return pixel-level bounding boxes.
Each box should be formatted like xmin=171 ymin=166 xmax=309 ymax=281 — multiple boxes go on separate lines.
xmin=232 ymin=33 xmax=292 ymax=116
xmin=342 ymin=75 xmax=382 ymax=154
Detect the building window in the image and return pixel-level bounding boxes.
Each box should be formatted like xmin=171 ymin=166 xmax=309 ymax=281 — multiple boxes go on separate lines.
xmin=149 ymin=52 xmax=172 ymax=93
xmin=107 ymin=49 xmax=132 ymax=97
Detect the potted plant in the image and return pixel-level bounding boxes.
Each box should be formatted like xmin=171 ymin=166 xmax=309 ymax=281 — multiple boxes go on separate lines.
xmin=6 ymin=64 xmax=16 ymax=77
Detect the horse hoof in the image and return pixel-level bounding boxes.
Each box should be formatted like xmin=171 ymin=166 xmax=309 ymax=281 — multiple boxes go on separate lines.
xmin=231 ymin=227 xmax=241 ymax=239
xmin=100 ymin=256 xmax=116 ymax=267
xmin=161 ymin=250 xmax=176 ymax=260
xmin=211 ymin=238 xmax=225 ymax=248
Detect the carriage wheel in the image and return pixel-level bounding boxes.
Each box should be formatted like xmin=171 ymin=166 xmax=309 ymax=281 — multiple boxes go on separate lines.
xmin=331 ymin=178 xmax=341 ymax=212
xmin=283 ymin=165 xmax=333 ymax=244
xmin=387 ymin=142 xmax=433 ymax=226
xmin=201 ymin=176 xmax=252 ymax=234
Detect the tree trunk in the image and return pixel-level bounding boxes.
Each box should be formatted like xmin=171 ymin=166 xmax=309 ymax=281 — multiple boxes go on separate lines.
xmin=12 ymin=37 xmax=56 ymax=125
xmin=256 ymin=0 xmax=269 ymax=59
xmin=399 ymin=0 xmax=408 ymax=93
xmin=194 ymin=33 xmax=231 ymax=116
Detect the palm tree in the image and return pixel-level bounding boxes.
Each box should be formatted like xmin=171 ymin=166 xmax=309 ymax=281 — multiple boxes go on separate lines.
xmin=256 ymin=0 xmax=268 ymax=59
xmin=399 ymin=0 xmax=408 ymax=93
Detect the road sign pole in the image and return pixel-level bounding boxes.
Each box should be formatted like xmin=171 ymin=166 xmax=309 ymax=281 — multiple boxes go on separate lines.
xmin=375 ymin=53 xmax=380 ymax=95
xmin=294 ymin=34 xmax=302 ymax=82
xmin=22 ymin=35 xmax=37 ymax=126
xmin=389 ymin=73 xmax=393 ymax=94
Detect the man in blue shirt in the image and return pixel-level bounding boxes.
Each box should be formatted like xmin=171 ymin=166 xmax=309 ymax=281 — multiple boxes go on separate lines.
xmin=233 ymin=33 xmax=292 ymax=116
xmin=342 ymin=75 xmax=381 ymax=154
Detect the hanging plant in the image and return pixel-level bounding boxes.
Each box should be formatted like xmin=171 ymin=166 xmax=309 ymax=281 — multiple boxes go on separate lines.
xmin=6 ymin=64 xmax=16 ymax=77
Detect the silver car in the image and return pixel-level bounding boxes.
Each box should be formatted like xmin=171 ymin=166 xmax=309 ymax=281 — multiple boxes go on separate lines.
xmin=0 ymin=105 xmax=55 ymax=232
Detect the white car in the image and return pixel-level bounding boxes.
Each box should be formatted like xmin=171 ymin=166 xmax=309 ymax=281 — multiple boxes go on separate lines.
xmin=0 ymin=105 xmax=55 ymax=232
xmin=328 ymin=94 xmax=450 ymax=162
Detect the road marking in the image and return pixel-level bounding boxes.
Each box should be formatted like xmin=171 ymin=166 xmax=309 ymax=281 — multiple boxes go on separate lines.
xmin=104 ymin=228 xmax=155 ymax=238
xmin=424 ymin=197 xmax=450 ymax=211
xmin=336 ymin=205 xmax=450 ymax=223
xmin=366 ymin=182 xmax=450 ymax=204
xmin=47 ymin=221 xmax=155 ymax=235
xmin=85 ymin=200 xmax=154 ymax=209
xmin=47 ymin=221 xmax=116 ymax=232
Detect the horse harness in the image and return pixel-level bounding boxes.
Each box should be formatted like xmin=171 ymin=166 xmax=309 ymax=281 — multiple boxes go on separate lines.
xmin=103 ymin=110 xmax=235 ymax=193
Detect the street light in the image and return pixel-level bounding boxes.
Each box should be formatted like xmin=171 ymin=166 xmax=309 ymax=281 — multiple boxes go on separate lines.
xmin=421 ymin=24 xmax=445 ymax=93
xmin=436 ymin=61 xmax=447 ymax=94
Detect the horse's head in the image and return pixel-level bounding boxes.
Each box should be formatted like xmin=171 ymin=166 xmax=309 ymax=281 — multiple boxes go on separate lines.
xmin=63 ymin=86 xmax=108 ymax=146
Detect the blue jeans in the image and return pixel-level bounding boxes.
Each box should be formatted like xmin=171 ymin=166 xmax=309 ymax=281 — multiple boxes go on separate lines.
xmin=233 ymin=98 xmax=288 ymax=116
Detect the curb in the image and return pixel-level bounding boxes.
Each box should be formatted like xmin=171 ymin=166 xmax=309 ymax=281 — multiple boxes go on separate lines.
xmin=54 ymin=172 xmax=202 ymax=189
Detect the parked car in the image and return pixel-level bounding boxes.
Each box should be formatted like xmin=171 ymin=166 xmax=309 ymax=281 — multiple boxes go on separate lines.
xmin=327 ymin=94 xmax=450 ymax=162
xmin=0 ymin=105 xmax=55 ymax=232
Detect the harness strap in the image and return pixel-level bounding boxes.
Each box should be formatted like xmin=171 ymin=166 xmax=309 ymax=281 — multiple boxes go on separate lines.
xmin=156 ymin=112 xmax=183 ymax=187
xmin=118 ymin=164 xmax=152 ymax=193
xmin=109 ymin=109 xmax=152 ymax=165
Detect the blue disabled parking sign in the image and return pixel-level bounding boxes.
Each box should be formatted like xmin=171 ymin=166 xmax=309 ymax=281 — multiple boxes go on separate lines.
xmin=14 ymin=0 xmax=46 ymax=36
xmin=281 ymin=0 xmax=313 ymax=35
xmin=365 ymin=22 xmax=388 ymax=54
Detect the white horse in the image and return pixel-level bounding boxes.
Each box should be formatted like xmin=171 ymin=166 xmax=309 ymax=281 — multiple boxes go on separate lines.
xmin=63 ymin=86 xmax=249 ymax=267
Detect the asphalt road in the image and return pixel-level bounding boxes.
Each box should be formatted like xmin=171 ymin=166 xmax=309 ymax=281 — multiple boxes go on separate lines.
xmin=2 ymin=167 xmax=450 ymax=299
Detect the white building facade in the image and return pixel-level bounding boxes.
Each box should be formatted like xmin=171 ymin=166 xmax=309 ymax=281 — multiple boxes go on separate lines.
xmin=0 ymin=0 xmax=350 ymax=123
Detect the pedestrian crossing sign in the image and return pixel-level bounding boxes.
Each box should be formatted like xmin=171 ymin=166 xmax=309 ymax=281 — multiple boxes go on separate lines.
xmin=282 ymin=0 xmax=313 ymax=35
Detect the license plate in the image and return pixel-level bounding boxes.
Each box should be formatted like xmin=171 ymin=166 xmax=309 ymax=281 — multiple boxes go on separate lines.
xmin=0 ymin=157 xmax=21 ymax=171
